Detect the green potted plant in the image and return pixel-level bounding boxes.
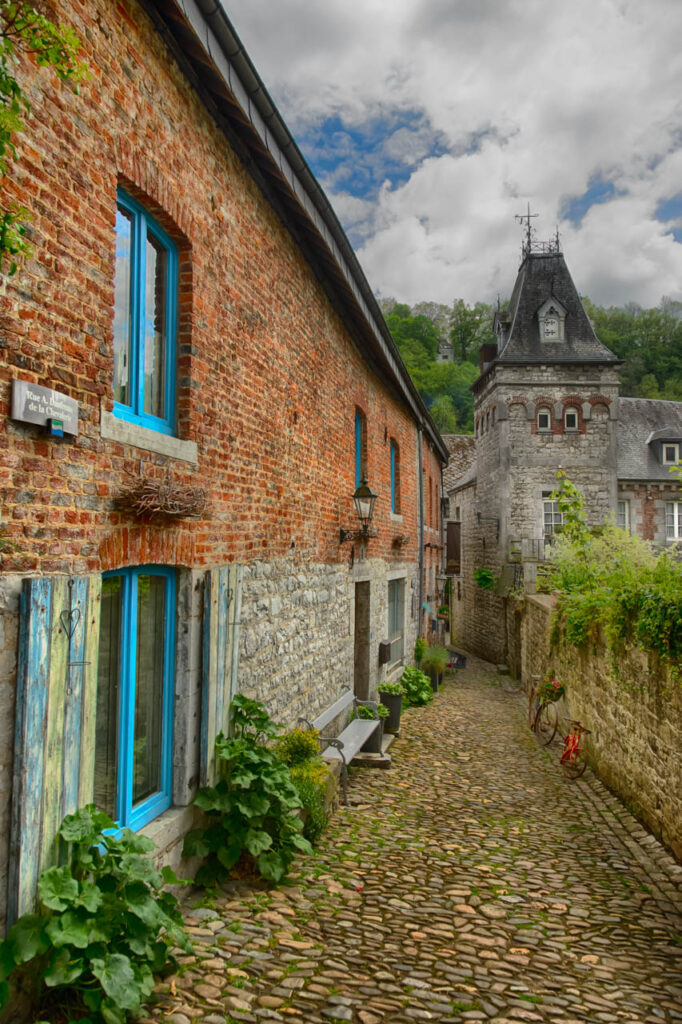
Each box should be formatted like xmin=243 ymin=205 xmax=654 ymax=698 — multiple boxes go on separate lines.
xmin=422 ymin=645 xmax=449 ymax=691
xmin=400 ymin=666 xmax=433 ymax=706
xmin=377 ymin=680 xmax=405 ymax=733
xmin=353 ymin=702 xmax=387 ymax=753
xmin=414 ymin=636 xmax=426 ymax=667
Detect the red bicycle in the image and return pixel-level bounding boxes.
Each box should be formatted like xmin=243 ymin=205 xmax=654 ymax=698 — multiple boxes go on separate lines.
xmin=527 ymin=674 xmax=558 ymax=745
xmin=560 ymin=720 xmax=591 ymax=779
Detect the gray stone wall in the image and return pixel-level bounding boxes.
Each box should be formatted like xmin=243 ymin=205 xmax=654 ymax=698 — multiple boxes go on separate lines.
xmin=238 ymin=555 xmax=419 ymax=726
xmin=520 ymin=595 xmax=682 ymax=861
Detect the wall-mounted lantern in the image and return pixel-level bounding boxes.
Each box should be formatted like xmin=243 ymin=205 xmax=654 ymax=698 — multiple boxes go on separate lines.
xmin=340 ymin=477 xmax=378 ymax=543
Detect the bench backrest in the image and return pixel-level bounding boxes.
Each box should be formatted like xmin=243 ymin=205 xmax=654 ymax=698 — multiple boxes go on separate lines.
xmin=311 ymin=690 xmax=354 ymax=733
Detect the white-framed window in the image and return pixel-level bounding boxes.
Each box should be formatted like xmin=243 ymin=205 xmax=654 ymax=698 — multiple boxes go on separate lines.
xmin=665 ymin=502 xmax=682 ymax=540
xmin=564 ymin=407 xmax=579 ymax=431
xmin=616 ymin=500 xmax=630 ymax=532
xmin=543 ymin=491 xmax=562 ymax=536
xmin=387 ymin=578 xmax=405 ymax=664
xmin=95 ymin=566 xmax=176 ymax=830
xmin=662 ymin=443 xmax=680 ymax=465
xmin=537 ymin=408 xmax=552 ymax=431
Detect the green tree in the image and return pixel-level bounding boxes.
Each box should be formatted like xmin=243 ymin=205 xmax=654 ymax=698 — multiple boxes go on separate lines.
xmin=429 ymin=394 xmax=459 ymax=433
xmin=0 ymin=1 xmax=87 ymax=273
xmin=448 ymin=299 xmax=496 ymax=364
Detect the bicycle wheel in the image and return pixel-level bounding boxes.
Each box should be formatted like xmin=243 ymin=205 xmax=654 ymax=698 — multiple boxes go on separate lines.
xmin=533 ymin=701 xmax=558 ymax=745
xmin=561 ymin=752 xmax=587 ymax=779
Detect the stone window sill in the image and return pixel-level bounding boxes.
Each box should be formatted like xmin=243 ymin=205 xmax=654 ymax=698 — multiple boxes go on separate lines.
xmin=101 ymin=411 xmax=198 ymax=464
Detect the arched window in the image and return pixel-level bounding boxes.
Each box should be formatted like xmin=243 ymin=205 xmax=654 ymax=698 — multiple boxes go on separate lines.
xmin=537 ymin=408 xmax=552 ymax=431
xmin=355 ymin=407 xmax=367 ymax=487
xmin=390 ymin=438 xmax=401 ymax=514
xmin=564 ymin=406 xmax=579 ymax=431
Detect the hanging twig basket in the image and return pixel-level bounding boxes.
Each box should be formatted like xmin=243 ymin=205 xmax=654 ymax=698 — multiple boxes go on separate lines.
xmin=117 ymin=479 xmax=208 ymax=520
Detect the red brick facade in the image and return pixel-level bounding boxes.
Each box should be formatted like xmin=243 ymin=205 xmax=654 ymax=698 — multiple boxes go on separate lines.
xmin=0 ymin=0 xmax=443 ymax=577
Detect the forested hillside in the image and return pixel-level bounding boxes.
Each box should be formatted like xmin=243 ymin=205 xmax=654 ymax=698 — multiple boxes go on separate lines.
xmin=381 ymin=297 xmax=682 ymax=434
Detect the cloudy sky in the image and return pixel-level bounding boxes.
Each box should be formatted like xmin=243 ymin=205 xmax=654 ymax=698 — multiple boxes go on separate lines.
xmin=225 ymin=0 xmax=682 ymax=310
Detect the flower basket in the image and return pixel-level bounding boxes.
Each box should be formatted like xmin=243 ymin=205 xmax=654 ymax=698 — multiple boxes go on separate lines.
xmin=538 ymin=675 xmax=565 ymax=703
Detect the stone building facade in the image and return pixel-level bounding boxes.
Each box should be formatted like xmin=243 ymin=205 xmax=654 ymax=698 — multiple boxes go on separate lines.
xmin=0 ymin=0 xmax=446 ymax=930
xmin=446 ymin=239 xmax=682 ymax=664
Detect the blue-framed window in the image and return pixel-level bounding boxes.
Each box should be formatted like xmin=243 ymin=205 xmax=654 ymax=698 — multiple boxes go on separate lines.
xmin=388 ymin=578 xmax=405 ymax=664
xmin=95 ymin=566 xmax=175 ymax=831
xmin=355 ymin=408 xmax=366 ymax=488
xmin=114 ymin=189 xmax=177 ymax=435
xmin=390 ymin=439 xmax=400 ymax=513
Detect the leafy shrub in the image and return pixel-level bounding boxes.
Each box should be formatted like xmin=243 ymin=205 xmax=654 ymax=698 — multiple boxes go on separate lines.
xmin=377 ymin=680 xmax=405 ymax=695
xmin=0 ymin=805 xmax=190 ymax=1024
xmin=183 ymin=695 xmax=312 ymax=885
xmin=400 ymin=666 xmax=433 ymax=706
xmin=351 ymin=702 xmax=386 ymax=720
xmin=290 ymin=759 xmax=330 ymax=844
xmin=414 ymin=636 xmax=426 ymax=663
xmin=275 ymin=727 xmax=320 ymax=766
xmin=548 ymin=472 xmax=682 ymax=679
xmin=473 ymin=566 xmax=495 ymax=590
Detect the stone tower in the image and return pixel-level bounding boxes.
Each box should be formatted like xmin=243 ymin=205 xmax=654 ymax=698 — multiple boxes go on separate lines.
xmin=450 ymin=236 xmax=621 ymax=662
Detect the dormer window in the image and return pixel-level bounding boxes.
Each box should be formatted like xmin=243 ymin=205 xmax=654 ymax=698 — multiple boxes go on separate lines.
xmin=538 ymin=298 xmax=566 ymax=342
xmin=565 ymin=407 xmax=579 ymax=431
xmin=663 ymin=443 xmax=680 ymax=465
xmin=537 ymin=408 xmax=552 ymax=431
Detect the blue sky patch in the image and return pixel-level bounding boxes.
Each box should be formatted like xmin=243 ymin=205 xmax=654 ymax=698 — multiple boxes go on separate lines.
xmin=297 ymin=109 xmax=449 ymax=201
xmin=656 ymin=193 xmax=682 ymax=242
xmin=561 ymin=177 xmax=621 ymax=225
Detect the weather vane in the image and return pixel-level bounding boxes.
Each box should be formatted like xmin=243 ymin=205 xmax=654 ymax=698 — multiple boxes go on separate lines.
xmin=515 ymin=203 xmax=538 ymax=255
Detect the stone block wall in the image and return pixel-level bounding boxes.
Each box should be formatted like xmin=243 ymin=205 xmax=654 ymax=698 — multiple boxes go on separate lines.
xmin=519 ymin=595 xmax=682 ymax=861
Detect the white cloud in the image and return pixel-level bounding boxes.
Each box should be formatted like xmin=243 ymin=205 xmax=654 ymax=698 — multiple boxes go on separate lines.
xmin=224 ymin=0 xmax=682 ymax=308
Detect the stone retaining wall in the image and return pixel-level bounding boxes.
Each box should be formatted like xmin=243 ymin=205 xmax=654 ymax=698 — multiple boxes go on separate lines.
xmin=519 ymin=594 xmax=682 ymax=860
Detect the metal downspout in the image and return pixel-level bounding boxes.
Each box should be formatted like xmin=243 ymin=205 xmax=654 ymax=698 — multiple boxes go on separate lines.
xmin=417 ymin=425 xmax=424 ymax=638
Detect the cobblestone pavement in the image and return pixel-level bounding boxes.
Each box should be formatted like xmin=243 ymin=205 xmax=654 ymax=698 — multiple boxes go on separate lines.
xmin=149 ymin=655 xmax=682 ymax=1024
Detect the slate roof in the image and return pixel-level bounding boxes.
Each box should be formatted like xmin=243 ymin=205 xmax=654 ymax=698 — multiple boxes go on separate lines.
xmin=496 ymin=252 xmax=619 ymax=365
xmin=442 ymin=435 xmax=476 ymax=492
xmin=617 ymin=397 xmax=682 ymax=481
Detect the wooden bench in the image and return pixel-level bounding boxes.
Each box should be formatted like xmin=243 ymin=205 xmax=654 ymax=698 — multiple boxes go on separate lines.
xmin=299 ymin=690 xmax=381 ymax=804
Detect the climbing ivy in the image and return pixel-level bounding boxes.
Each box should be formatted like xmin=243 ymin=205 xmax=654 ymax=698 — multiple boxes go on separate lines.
xmin=0 ymin=2 xmax=88 ymax=273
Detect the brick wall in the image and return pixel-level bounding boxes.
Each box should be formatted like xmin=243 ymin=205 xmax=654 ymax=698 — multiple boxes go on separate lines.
xmin=0 ymin=0 xmax=441 ymax=579
xmin=520 ymin=595 xmax=682 ymax=861
xmin=0 ymin=0 xmax=444 ymax=929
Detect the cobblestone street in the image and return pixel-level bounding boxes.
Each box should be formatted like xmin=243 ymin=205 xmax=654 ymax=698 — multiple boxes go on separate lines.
xmin=152 ymin=656 xmax=682 ymax=1024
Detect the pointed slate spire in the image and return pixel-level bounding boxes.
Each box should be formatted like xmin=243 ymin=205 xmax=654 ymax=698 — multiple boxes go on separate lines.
xmin=493 ymin=249 xmax=619 ymax=364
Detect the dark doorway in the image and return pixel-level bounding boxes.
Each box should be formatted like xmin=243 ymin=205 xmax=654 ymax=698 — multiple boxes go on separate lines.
xmin=354 ymin=581 xmax=370 ymax=699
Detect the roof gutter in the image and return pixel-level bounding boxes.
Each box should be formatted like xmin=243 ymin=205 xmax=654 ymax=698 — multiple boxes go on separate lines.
xmin=162 ymin=0 xmax=448 ymax=463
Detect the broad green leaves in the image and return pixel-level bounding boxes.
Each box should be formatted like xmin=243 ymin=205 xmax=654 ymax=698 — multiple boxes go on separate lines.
xmin=0 ymin=804 xmax=191 ymax=1023
xmin=185 ymin=696 xmax=312 ymax=885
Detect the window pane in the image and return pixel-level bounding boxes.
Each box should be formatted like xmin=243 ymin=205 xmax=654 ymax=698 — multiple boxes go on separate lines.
xmin=95 ymin=577 xmax=122 ymax=818
xmin=144 ymin=231 xmax=167 ymax=419
xmin=113 ymin=206 xmax=133 ymax=406
xmin=133 ymin=575 xmax=166 ymax=806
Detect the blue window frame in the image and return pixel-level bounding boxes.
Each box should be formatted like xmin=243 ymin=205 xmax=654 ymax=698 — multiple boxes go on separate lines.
xmin=390 ymin=439 xmax=400 ymax=513
xmin=355 ymin=409 xmax=365 ymax=488
xmin=114 ymin=189 xmax=177 ymax=435
xmin=95 ymin=566 xmax=175 ymax=831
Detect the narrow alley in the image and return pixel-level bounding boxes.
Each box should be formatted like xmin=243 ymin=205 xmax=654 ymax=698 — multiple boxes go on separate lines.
xmin=151 ymin=658 xmax=682 ymax=1024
